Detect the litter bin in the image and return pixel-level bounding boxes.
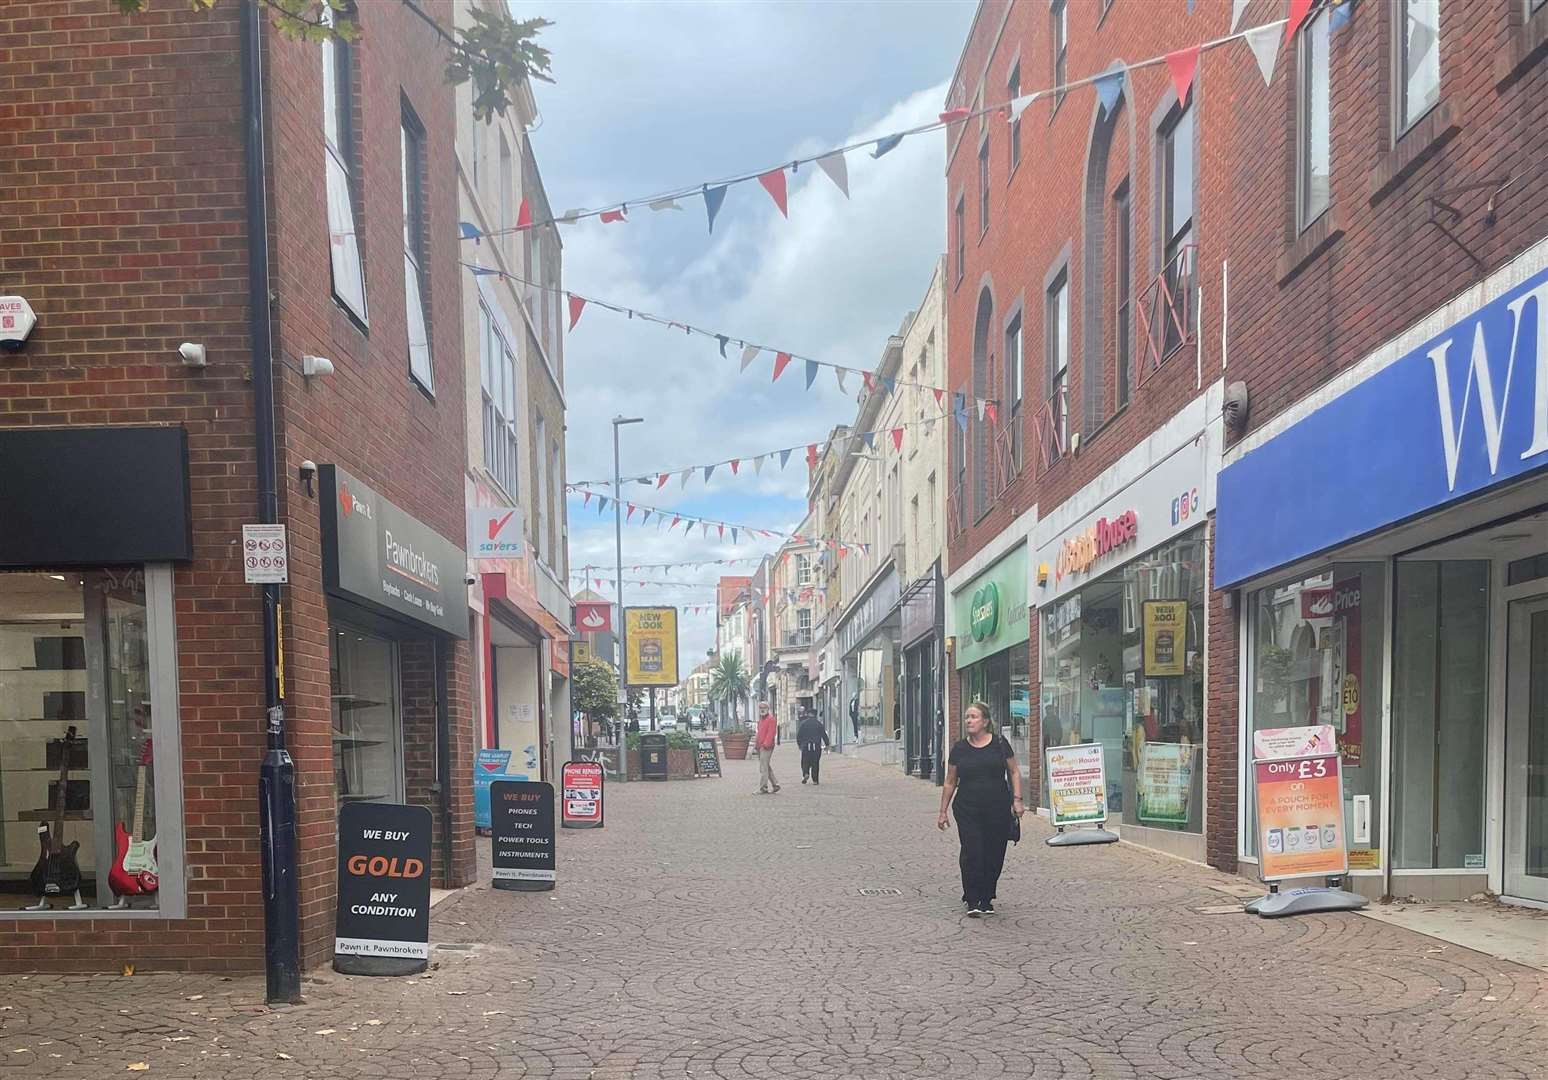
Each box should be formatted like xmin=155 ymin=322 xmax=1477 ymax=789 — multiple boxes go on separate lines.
xmin=639 ymin=733 xmax=669 ymax=781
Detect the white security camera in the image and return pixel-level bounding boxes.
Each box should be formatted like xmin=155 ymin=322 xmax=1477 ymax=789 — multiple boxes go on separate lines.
xmin=178 ymin=342 xmax=206 ymax=368
xmin=298 ymin=459 xmax=318 ymax=497
xmin=301 ymin=354 xmax=335 ymax=378
xmin=463 ymin=572 xmax=478 ymax=586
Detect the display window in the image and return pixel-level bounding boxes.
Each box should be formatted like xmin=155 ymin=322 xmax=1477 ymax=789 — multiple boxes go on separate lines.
xmin=0 ymin=568 xmax=181 ymax=915
xmin=1246 ymin=562 xmax=1385 ymax=864
xmin=1039 ymin=531 xmax=1207 ymax=832
xmin=330 ymin=626 xmax=404 ymax=807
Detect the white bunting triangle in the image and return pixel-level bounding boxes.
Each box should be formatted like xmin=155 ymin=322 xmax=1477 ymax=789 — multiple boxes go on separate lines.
xmin=740 ymin=345 xmax=761 ymax=372
xmin=648 ymin=197 xmax=683 ymax=212
xmin=834 ymin=367 xmax=850 ymax=393
xmin=1008 ymin=93 xmax=1038 ymax=120
xmin=1230 ymin=0 xmax=1250 ymax=33
xmin=680 ymin=469 xmax=692 ymax=489
xmin=816 ymin=151 xmax=849 ymax=198
xmin=1245 ymin=23 xmax=1280 ymax=86
xmin=753 ymin=455 xmax=765 ymax=475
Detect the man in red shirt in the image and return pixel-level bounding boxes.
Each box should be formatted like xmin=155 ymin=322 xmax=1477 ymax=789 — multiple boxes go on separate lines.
xmin=754 ymin=703 xmax=780 ymax=795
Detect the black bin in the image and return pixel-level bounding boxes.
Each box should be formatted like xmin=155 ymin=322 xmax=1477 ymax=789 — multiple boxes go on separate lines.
xmin=639 ymin=733 xmax=669 ymax=781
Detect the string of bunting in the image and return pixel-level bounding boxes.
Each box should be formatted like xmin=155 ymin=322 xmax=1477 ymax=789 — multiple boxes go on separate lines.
xmin=457 ymin=6 xmax=1310 ymax=242
xmin=570 ymin=408 xmax=972 ymax=491
xmin=574 ymin=557 xmax=765 ymax=572
xmin=565 ymin=484 xmax=870 ymax=556
xmin=461 ymin=261 xmax=996 ymax=411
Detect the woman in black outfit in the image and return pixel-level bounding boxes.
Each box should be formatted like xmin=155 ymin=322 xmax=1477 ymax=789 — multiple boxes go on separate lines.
xmin=937 ymin=700 xmax=1024 ymax=916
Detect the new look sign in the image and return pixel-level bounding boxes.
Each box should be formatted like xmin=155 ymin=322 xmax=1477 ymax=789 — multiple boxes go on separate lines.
xmin=1217 ymin=256 xmax=1548 ymax=587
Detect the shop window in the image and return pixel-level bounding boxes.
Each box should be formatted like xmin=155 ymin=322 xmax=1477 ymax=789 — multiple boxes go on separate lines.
xmin=1247 ymin=564 xmax=1385 ymax=864
xmin=1396 ymin=0 xmax=1440 ymax=135
xmin=321 ymin=20 xmax=368 ymax=326
xmin=1 ymin=569 xmax=180 ymax=914
xmin=1039 ymin=533 xmax=1208 ymax=831
xmin=330 ymin=626 xmax=404 ymax=806
xmin=1507 ymin=552 xmax=1548 ymax=586
xmin=401 ymin=107 xmax=434 ymax=393
xmin=1392 ymin=560 xmax=1488 ymax=869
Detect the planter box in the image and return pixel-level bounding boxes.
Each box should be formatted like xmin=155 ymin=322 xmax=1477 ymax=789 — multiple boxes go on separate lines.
xmin=625 ymin=746 xmax=699 ymax=780
xmin=720 ymin=732 xmax=751 ymax=760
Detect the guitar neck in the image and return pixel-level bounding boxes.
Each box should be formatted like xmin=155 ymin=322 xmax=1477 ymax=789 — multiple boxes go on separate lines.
xmin=131 ymin=764 xmax=147 ymax=836
xmin=52 ymin=736 xmax=73 ymax=841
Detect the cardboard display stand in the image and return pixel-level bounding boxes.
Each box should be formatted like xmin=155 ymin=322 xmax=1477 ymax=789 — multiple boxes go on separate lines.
xmin=490 ymin=779 xmax=555 ymax=891
xmin=1044 ymin=742 xmax=1119 ymax=846
xmin=334 ymin=802 xmax=433 ymax=976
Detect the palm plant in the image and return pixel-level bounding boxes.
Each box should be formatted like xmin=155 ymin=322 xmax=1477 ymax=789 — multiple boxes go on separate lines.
xmin=709 ymin=651 xmax=751 ymax=725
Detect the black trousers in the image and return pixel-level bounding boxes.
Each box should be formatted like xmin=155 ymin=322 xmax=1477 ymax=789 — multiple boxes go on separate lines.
xmin=954 ymin=801 xmax=1010 ymax=905
xmin=800 ymin=748 xmax=821 ymax=783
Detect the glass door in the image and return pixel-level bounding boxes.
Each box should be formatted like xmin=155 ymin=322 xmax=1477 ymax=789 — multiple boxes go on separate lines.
xmin=1504 ymin=594 xmax=1548 ymax=903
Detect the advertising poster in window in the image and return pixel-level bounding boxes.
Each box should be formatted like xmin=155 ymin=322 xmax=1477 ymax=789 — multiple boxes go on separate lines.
xmin=1136 ymin=741 xmax=1192 ymax=825
xmin=1141 ymin=600 xmax=1188 ymax=677
xmin=1332 ymin=577 xmax=1362 ymax=767
xmin=1045 ymin=742 xmax=1108 ymax=826
xmin=623 ymin=607 xmax=679 ymax=688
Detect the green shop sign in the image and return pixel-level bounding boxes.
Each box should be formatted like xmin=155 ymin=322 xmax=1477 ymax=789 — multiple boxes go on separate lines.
xmin=951 ymin=545 xmax=1028 ymax=669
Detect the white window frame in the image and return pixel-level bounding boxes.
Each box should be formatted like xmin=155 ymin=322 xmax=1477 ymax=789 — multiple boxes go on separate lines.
xmin=321 ymin=28 xmax=367 ymax=325
xmin=401 ymin=113 xmax=434 ymax=393
xmin=1296 ymin=8 xmax=1332 ymax=232
xmin=1395 ymin=0 xmax=1441 ymax=137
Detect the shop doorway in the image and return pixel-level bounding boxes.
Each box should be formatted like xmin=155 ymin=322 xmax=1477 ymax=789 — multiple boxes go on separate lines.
xmin=1504 ymin=591 xmax=1548 ymax=904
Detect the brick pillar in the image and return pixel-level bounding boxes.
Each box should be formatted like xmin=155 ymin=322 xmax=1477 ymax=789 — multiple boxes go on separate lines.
xmin=1206 ymin=514 xmax=1240 ymax=873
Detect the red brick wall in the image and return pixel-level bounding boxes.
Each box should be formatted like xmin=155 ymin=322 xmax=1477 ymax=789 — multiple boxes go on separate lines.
xmin=0 ymin=0 xmax=474 ymax=972
xmin=1204 ymin=516 xmax=1237 ymax=872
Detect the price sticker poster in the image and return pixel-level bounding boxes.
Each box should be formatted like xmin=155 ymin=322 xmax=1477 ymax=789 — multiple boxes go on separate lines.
xmin=1255 ymin=753 xmax=1347 ymax=881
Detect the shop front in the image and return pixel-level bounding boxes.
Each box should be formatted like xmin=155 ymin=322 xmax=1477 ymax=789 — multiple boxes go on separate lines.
xmin=1032 ymin=437 xmax=1212 ymax=862
xmin=837 ymin=566 xmax=902 ymax=761
xmin=950 ymin=546 xmax=1032 ymax=778
xmin=320 ymin=466 xmax=468 ymax=878
xmin=1217 ymin=246 xmax=1548 ymax=904
xmin=899 ymin=559 xmax=944 ymax=782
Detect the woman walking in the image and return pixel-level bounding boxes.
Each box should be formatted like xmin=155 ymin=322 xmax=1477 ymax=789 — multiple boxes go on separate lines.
xmin=937 ymin=701 xmax=1024 ymax=916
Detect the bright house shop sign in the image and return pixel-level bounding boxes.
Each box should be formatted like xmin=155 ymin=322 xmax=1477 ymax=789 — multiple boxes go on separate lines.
xmin=970 ymin=582 xmax=999 ymax=641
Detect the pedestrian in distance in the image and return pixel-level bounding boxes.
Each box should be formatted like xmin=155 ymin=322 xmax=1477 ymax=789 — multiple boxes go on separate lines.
xmin=937 ymin=701 xmax=1024 ymax=917
xmin=754 ymin=702 xmax=781 ymax=795
xmin=797 ymin=707 xmax=830 ymax=785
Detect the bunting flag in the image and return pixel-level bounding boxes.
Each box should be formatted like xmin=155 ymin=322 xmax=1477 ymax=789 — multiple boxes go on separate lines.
xmin=641 ymin=509 xmax=652 ymax=525
xmin=626 ymin=503 xmax=636 ymax=521
xmin=704 ymin=185 xmax=728 ymax=233
xmin=740 ymin=344 xmax=761 ymax=372
xmin=731 ymin=528 xmax=739 ymax=544
xmin=1093 ymin=70 xmax=1124 ymax=116
xmin=1165 ymin=46 xmax=1200 ymax=103
xmin=716 ymin=334 xmax=729 ymax=357
xmin=1245 ymin=23 xmax=1281 ymax=85
xmin=657 ymin=473 xmax=669 ymax=489
xmin=806 ymin=444 xmax=819 ymax=467
xmin=938 ymin=107 xmax=971 ymax=124
xmin=717 ymin=524 xmax=725 ymax=540
xmin=779 ymin=448 xmax=793 ymax=469
xmin=1330 ymin=0 xmax=1354 ymax=32
xmin=871 ymin=133 xmax=904 ymax=159
xmin=834 ymin=368 xmax=850 ymax=393
xmin=879 ymin=375 xmax=896 ymax=395
xmin=568 ymin=294 xmax=587 ymax=330
xmin=468 ymin=264 xmax=500 ymax=277
xmin=757 ymin=168 xmax=789 ymax=217
xmin=753 ymin=455 xmax=765 ymax=475
xmin=729 ymin=459 xmax=741 ymax=475
xmin=516 ymin=198 xmax=533 ymax=230
xmin=599 ymin=209 xmax=627 ymax=224
xmin=671 ymin=515 xmax=681 ymax=529
xmin=771 ymin=352 xmax=794 ymax=381
xmin=863 ymin=371 xmax=876 ymax=393
xmin=1008 ymin=93 xmax=1037 ymax=120
xmin=984 ymin=401 xmax=999 ymax=425
xmin=805 ymin=359 xmax=819 ymax=389
xmin=1230 ymin=0 xmax=1250 ymax=33
xmin=598 ymin=496 xmax=609 ymax=513
xmin=861 ymin=431 xmax=875 ymax=450
xmin=703 ymin=464 xmax=716 ymax=482
xmin=890 ymin=427 xmax=904 ymax=451
xmin=1285 ymin=0 xmax=1314 ymax=44
xmin=458 ymin=220 xmax=482 ymax=241
xmin=648 ymin=197 xmax=683 ymax=212
xmin=816 ymin=151 xmax=849 ymax=198
xmin=933 ymin=387 xmax=945 ymax=407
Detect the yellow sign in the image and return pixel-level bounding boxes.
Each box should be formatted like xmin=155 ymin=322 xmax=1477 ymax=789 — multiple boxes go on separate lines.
xmin=1142 ymin=600 xmax=1188 ymax=677
xmin=1347 ymin=848 xmax=1381 ymax=871
xmin=624 ymin=607 xmax=679 ymax=688
xmin=573 ymin=641 xmax=593 ymax=665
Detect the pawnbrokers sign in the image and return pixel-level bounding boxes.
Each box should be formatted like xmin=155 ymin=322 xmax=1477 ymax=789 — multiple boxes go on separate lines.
xmin=624 ymin=607 xmax=679 ymax=687
xmin=320 ymin=465 xmax=467 ymax=637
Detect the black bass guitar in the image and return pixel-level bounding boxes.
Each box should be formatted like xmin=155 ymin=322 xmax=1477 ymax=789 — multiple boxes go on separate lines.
xmin=31 ymin=726 xmax=82 ymax=898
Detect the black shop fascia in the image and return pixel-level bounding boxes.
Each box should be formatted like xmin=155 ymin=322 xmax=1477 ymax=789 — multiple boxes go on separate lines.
xmin=318 ymin=465 xmax=466 ymax=812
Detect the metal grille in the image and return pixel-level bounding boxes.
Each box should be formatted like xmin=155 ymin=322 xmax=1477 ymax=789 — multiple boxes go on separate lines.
xmin=857 ymin=887 xmax=904 ymax=897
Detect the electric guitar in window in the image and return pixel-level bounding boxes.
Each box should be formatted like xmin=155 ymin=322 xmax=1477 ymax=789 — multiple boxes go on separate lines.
xmin=109 ymin=738 xmax=158 ymax=897
xmin=30 ymin=726 xmax=83 ymax=903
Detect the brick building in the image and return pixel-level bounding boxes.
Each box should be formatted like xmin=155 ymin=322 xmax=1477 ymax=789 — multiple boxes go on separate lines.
xmin=945 ymin=0 xmax=1548 ymax=905
xmin=0 ymin=0 xmax=480 ymax=970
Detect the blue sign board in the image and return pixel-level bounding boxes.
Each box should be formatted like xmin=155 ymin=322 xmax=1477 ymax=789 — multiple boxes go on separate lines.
xmin=473 ymin=748 xmax=512 ymax=830
xmin=1217 ymin=266 xmax=1548 ymax=586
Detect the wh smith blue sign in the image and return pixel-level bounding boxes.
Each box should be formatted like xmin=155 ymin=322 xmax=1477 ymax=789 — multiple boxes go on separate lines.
xmin=1217 ymin=265 xmax=1548 ymax=586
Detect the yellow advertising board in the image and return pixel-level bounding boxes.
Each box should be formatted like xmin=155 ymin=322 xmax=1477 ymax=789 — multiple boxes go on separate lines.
xmin=624 ymin=607 xmax=679 ymax=688
xmin=1142 ymin=600 xmax=1188 ymax=677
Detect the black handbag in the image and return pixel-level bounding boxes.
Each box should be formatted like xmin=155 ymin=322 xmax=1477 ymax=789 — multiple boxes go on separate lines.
xmin=1008 ymin=811 xmax=1022 ymax=845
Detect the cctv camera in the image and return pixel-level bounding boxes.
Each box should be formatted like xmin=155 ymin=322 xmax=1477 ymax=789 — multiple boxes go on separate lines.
xmin=302 ymin=354 xmax=335 ymax=378
xmin=298 ymin=459 xmax=318 ymax=498
xmin=178 ymin=342 xmax=206 ymax=368
xmin=464 ymin=572 xmax=478 ymax=586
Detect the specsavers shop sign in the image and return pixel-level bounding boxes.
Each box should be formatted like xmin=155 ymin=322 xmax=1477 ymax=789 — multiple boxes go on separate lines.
xmin=951 ymin=546 xmax=1027 ymax=669
xmin=321 ymin=465 xmax=467 ymax=637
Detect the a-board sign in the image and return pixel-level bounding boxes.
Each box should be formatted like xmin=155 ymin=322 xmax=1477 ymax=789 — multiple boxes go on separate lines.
xmin=561 ymin=761 xmax=604 ymax=828
xmin=490 ymin=779 xmax=555 ymax=890
xmin=334 ymin=802 xmax=432 ymax=976
xmin=1254 ymin=726 xmax=1349 ymax=882
xmin=694 ymin=737 xmax=722 ymax=777
xmin=1045 ymin=742 xmax=1108 ymax=827
xmin=473 ymin=747 xmax=512 ymax=830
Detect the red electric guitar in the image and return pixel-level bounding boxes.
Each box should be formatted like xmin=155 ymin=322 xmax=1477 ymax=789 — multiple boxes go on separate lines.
xmin=108 ymin=739 xmax=158 ymax=897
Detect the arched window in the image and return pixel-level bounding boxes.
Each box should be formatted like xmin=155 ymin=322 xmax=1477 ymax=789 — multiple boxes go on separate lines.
xmin=971 ymin=287 xmax=994 ymax=519
xmin=1081 ymin=68 xmax=1129 ymax=429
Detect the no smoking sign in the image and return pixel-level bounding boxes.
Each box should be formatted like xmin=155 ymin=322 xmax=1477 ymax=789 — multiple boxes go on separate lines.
xmin=242 ymin=524 xmax=289 ymax=584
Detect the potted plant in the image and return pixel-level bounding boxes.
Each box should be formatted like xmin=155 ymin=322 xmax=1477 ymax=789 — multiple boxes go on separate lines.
xmin=720 ymin=724 xmax=752 ymax=760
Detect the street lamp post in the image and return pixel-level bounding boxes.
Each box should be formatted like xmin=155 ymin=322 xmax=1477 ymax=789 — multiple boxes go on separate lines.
xmin=612 ymin=416 xmax=643 ymax=781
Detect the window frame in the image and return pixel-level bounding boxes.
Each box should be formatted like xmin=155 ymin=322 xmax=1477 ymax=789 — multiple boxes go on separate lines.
xmin=1045 ymin=272 xmax=1069 ymax=461
xmin=478 ymin=304 xmax=521 ymax=499
xmin=1005 ymin=312 xmax=1023 ymax=471
xmin=1007 ymin=62 xmax=1023 ymax=172
xmin=1113 ymin=179 xmax=1131 ymax=412
xmin=954 ymin=195 xmax=967 ymax=285
xmin=978 ymin=136 xmax=991 ymax=237
xmin=401 ymin=107 xmax=434 ymax=395
xmin=321 ymin=29 xmax=368 ymax=327
xmin=1394 ymin=0 xmax=1441 ymax=138
xmin=1161 ymin=98 xmax=1195 ymax=259
xmin=1052 ymin=0 xmax=1068 ymax=108
xmin=1296 ymin=8 xmax=1332 ymax=233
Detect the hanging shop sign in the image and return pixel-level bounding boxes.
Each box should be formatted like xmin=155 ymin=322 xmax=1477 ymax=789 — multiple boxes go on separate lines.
xmin=1217 ymin=254 xmax=1548 ymax=588
xmin=490 ymin=779 xmax=556 ymax=890
xmin=623 ymin=607 xmax=679 ymax=687
xmin=0 ymin=295 xmax=37 ymax=350
xmin=1141 ymin=600 xmax=1188 ymax=677
xmin=1254 ymin=729 xmax=1349 ymax=882
xmin=576 ymin=600 xmax=612 ymax=633
xmin=1136 ymin=742 xmax=1193 ymax=825
xmin=333 ymin=802 xmax=433 ymax=976
xmin=1045 ymin=742 xmax=1109 ymax=827
xmin=467 ymin=506 xmax=525 ymax=560
xmin=320 ymin=465 xmax=468 ymax=637
xmin=900 ymin=564 xmax=940 ymax=647
xmin=695 ymin=737 xmax=722 ymax=776
xmin=951 ymin=546 xmax=1028 ymax=669
xmin=836 ymin=566 xmax=900 ymax=656
xmin=560 ymin=761 xmax=604 ymax=828
xmin=472 ymin=747 xmax=512 ymax=830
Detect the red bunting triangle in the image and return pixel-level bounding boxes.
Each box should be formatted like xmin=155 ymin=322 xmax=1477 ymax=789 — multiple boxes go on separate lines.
xmin=805 ymin=444 xmax=818 ymax=467
xmin=657 ymin=473 xmax=669 ymax=489
xmin=938 ymin=107 xmax=971 ymax=124
xmin=582 ymin=491 xmax=592 ymax=506
xmin=599 ymin=208 xmax=627 ymax=224
xmin=890 ymin=427 xmax=904 ymax=451
xmin=757 ymin=168 xmax=788 ymax=218
xmin=1165 ymin=46 xmax=1200 ymax=103
xmin=671 ymin=515 xmax=681 ymax=529
xmin=1284 ymin=0 xmax=1314 ymax=45
xmin=717 ymin=524 xmax=724 ymax=540
xmin=626 ymin=503 xmax=636 ymax=521
xmin=933 ymin=387 xmax=945 ymax=407
xmin=730 ymin=459 xmax=741 ymax=475
xmin=516 ymin=198 xmax=533 ymax=231
xmin=771 ymin=352 xmax=793 ymax=381
xmin=593 ymin=578 xmax=601 ymax=589
xmin=863 ymin=371 xmax=876 ymax=393
xmin=985 ymin=401 xmax=999 ymax=425
xmin=568 ymin=295 xmax=587 ymax=330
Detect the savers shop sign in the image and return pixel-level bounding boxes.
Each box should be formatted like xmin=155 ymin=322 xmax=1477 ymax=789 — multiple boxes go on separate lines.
xmin=334 ymin=802 xmax=432 ymax=976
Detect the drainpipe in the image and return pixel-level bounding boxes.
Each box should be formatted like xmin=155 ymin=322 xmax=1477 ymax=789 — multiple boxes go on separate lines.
xmin=243 ymin=0 xmax=301 ymax=1005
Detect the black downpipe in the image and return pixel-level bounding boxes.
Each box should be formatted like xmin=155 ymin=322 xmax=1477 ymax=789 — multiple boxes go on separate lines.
xmin=243 ymin=0 xmax=302 ymax=1005
xmin=435 ymin=637 xmax=453 ymax=887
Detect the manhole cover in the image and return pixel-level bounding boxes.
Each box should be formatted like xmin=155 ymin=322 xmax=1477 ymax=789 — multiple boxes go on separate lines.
xmin=857 ymin=887 xmax=904 ymax=897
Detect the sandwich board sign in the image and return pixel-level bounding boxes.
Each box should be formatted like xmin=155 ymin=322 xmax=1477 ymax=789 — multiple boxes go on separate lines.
xmin=1043 ymin=742 xmax=1118 ymax=846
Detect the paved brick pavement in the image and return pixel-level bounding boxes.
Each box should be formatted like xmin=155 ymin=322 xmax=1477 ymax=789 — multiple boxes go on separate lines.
xmin=1 ymin=752 xmax=1545 ymax=1079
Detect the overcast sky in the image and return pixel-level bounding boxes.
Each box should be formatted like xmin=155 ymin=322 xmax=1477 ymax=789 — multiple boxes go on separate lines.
xmin=525 ymin=0 xmax=976 ymax=662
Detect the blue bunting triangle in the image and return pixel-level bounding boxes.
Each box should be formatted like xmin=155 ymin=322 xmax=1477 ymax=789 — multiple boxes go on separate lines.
xmin=862 ymin=431 xmax=875 ymax=449
xmin=879 ymin=375 xmax=896 ymax=395
xmin=704 ymin=185 xmax=728 ymax=233
xmin=872 ymin=133 xmax=904 ymax=159
xmin=597 ymin=496 xmax=609 ymax=514
xmin=778 ymin=448 xmax=793 ymax=469
xmin=703 ymin=464 xmax=716 ymax=482
xmin=458 ymin=221 xmax=482 ymax=240
xmin=1329 ymin=0 xmax=1354 ymax=32
xmin=805 ymin=360 xmax=819 ymax=389
xmin=716 ymin=334 xmax=729 ymax=358
xmin=1094 ymin=70 xmax=1125 ymax=116
xmin=469 ymin=264 xmax=500 ymax=277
